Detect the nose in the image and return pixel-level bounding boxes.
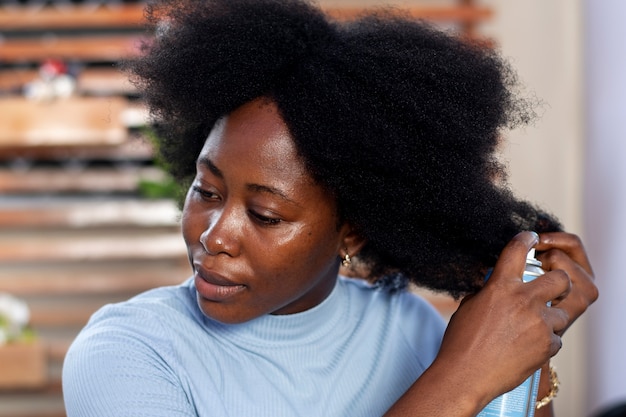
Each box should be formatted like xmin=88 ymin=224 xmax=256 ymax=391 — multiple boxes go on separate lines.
xmin=199 ymin=207 xmax=241 ymax=257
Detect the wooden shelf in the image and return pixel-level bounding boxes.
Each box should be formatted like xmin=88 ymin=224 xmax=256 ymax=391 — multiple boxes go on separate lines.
xmin=0 ymin=4 xmax=492 ymax=31
xmin=0 ymin=232 xmax=186 ymax=263
xmin=0 ymin=68 xmax=138 ymax=96
xmin=0 ymin=97 xmax=143 ymax=147
xmin=0 ymin=135 xmax=153 ymax=161
xmin=0 ymin=263 xmax=188 ymax=296
xmin=0 ymin=166 xmax=165 ymax=194
xmin=0 ymin=35 xmax=144 ymax=63
xmin=0 ymin=4 xmax=145 ymax=30
xmin=0 ymin=342 xmax=47 ymax=390
xmin=0 ymin=199 xmax=179 ymax=229
xmin=325 ymin=5 xmax=492 ymax=24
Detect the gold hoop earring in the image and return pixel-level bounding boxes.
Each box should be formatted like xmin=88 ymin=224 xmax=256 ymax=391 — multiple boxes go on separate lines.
xmin=342 ymin=252 xmax=351 ymax=267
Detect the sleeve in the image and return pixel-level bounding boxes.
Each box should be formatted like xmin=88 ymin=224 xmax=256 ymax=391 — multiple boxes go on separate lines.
xmin=62 ymin=305 xmax=197 ymax=417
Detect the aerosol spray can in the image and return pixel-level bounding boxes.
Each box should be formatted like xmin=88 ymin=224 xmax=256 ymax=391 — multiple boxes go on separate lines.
xmin=477 ymin=248 xmax=545 ymax=417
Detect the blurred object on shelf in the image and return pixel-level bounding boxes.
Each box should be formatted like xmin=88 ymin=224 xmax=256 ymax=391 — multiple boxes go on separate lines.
xmin=23 ymin=58 xmax=77 ymax=101
xmin=0 ymin=293 xmax=46 ymax=390
xmin=0 ymin=293 xmax=33 ymax=345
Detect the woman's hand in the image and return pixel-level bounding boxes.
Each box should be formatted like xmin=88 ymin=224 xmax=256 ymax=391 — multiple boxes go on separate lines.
xmin=385 ymin=231 xmax=598 ymax=416
xmin=434 ymin=232 xmax=572 ymax=403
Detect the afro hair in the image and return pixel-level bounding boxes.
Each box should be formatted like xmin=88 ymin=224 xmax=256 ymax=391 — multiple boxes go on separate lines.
xmin=129 ymin=0 xmax=561 ymax=297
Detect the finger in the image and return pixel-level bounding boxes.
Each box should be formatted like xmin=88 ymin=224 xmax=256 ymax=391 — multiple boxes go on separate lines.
xmin=527 ymin=269 xmax=572 ymax=305
xmin=546 ymin=304 xmax=569 ymax=352
xmin=536 ymin=245 xmax=599 ymax=308
xmin=541 ymin=249 xmax=596 ymax=293
xmin=542 ymin=292 xmax=573 ymax=344
xmin=488 ymin=231 xmax=539 ymax=285
xmin=536 ymin=232 xmax=594 ymax=276
xmin=537 ymin=255 xmax=598 ymax=337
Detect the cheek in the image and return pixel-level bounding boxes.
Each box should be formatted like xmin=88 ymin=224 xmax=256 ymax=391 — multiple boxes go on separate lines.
xmin=181 ymin=205 xmax=204 ymax=245
xmin=272 ymin=227 xmax=339 ymax=277
xmin=246 ymin=230 xmax=312 ymax=279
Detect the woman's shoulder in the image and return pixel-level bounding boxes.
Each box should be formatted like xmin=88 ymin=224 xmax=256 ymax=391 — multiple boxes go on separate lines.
xmin=67 ymin=278 xmax=201 ymax=357
xmin=88 ymin=277 xmax=198 ymax=326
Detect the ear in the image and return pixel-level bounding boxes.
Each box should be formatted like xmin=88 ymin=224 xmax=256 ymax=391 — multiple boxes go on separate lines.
xmin=338 ymin=224 xmax=367 ymax=259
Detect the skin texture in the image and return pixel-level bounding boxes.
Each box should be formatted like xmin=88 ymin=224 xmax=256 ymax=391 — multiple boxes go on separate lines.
xmin=182 ymin=98 xmax=363 ymax=324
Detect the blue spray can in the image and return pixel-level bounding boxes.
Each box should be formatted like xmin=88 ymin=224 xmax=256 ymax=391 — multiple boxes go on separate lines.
xmin=477 ymin=248 xmax=545 ymax=417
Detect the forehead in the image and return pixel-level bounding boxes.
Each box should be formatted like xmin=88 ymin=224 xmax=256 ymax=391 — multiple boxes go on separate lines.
xmin=204 ymin=100 xmax=298 ymax=161
xmin=198 ymin=99 xmax=314 ymax=191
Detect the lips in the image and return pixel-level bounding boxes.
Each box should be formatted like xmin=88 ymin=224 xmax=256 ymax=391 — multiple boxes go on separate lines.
xmin=194 ymin=265 xmax=246 ymax=302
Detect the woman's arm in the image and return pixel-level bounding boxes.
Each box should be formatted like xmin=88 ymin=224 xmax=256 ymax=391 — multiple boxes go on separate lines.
xmin=385 ymin=231 xmax=597 ymax=417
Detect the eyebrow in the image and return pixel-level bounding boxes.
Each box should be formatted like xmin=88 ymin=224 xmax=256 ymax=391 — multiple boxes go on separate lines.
xmin=197 ymin=156 xmax=223 ymax=179
xmin=246 ymin=184 xmax=300 ymax=206
xmin=197 ymin=156 xmax=301 ymax=206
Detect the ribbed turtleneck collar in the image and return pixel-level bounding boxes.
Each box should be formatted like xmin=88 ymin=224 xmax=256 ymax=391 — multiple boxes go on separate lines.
xmin=193 ymin=277 xmax=351 ymax=348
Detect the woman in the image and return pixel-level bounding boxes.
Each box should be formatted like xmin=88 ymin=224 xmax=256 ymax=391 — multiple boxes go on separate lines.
xmin=62 ymin=1 xmax=598 ymax=416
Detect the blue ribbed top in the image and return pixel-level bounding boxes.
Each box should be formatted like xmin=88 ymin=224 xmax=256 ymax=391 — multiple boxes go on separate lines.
xmin=63 ymin=276 xmax=445 ymax=416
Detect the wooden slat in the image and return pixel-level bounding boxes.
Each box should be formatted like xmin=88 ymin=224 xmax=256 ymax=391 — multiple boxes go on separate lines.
xmin=0 ymin=199 xmax=179 ymax=229
xmin=0 ymin=137 xmax=154 ymax=161
xmin=0 ymin=397 xmax=65 ymax=417
xmin=0 ymin=166 xmax=165 ymax=193
xmin=0 ymin=4 xmax=145 ymax=30
xmin=0 ymin=69 xmax=37 ymax=92
xmin=1 ymin=360 xmax=63 ymax=393
xmin=0 ymin=388 xmax=66 ymax=417
xmin=0 ymin=4 xmax=491 ymax=30
xmin=0 ymin=342 xmax=47 ymax=389
xmin=76 ymin=67 xmax=138 ymax=95
xmin=0 ymin=265 xmax=189 ymax=296
xmin=29 ymin=304 xmax=114 ymax=327
xmin=0 ymin=232 xmax=187 ymax=262
xmin=0 ymin=409 xmax=65 ymax=417
xmin=0 ymin=35 xmax=144 ymax=63
xmin=47 ymin=340 xmax=71 ymax=364
xmin=0 ymin=6 xmax=490 ymax=64
xmin=324 ymin=5 xmax=493 ymax=23
xmin=27 ymin=293 xmax=190 ymax=327
xmin=0 ymin=68 xmax=137 ymax=96
xmin=0 ymin=97 xmax=132 ymax=147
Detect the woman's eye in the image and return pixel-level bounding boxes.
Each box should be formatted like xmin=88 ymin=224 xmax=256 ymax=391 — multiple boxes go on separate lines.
xmin=192 ymin=185 xmax=219 ymax=201
xmin=249 ymin=210 xmax=282 ymax=226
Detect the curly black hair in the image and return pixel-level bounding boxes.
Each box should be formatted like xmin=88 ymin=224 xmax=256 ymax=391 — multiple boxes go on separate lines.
xmin=128 ymin=0 xmax=561 ymax=297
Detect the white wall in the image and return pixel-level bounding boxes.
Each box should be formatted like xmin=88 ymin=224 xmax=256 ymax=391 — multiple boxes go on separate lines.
xmin=584 ymin=1 xmax=626 ymax=415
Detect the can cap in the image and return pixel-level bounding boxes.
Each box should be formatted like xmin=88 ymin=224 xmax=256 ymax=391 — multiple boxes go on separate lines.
xmin=526 ymin=248 xmax=543 ymax=269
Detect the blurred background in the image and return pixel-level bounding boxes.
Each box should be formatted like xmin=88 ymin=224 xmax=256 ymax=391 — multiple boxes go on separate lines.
xmin=0 ymin=0 xmax=623 ymax=416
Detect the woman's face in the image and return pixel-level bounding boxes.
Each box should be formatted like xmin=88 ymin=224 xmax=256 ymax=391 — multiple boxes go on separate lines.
xmin=182 ymin=98 xmax=355 ymax=324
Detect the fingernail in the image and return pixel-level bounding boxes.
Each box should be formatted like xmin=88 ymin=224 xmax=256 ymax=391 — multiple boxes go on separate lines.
xmin=529 ymin=231 xmax=539 ymax=245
